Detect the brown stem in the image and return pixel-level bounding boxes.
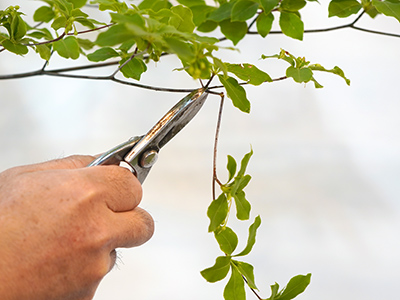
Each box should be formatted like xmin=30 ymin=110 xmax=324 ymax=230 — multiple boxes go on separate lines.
xmin=212 ymin=92 xmax=224 ymax=201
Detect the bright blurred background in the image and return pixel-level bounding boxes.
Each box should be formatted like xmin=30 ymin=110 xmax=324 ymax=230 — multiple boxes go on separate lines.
xmin=1 ymin=1 xmax=399 ymax=300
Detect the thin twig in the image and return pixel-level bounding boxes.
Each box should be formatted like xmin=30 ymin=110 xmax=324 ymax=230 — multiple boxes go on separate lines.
xmin=242 ymin=275 xmax=263 ymax=300
xmin=212 ymin=92 xmax=224 ymax=201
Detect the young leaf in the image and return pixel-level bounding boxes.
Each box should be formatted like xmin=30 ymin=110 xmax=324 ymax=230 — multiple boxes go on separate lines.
xmin=226 ymin=63 xmax=272 ymax=85
xmin=33 ymin=6 xmax=55 ymax=23
xmin=1 ymin=39 xmax=28 ymax=55
xmin=286 ymin=66 xmax=312 ymax=83
xmin=169 ymin=5 xmax=196 ymax=33
xmin=268 ymin=282 xmax=280 ymax=300
xmin=309 ymin=64 xmax=350 ymax=85
xmin=87 ymin=47 xmax=120 ymax=62
xmin=235 ymin=215 xmax=261 ymax=256
xmin=53 ymin=36 xmax=80 ymax=59
xmin=232 ymin=260 xmax=257 ymax=290
xmin=227 ymin=155 xmax=237 ymax=182
xmin=219 ymin=19 xmax=248 ymax=45
xmin=215 ymin=226 xmax=239 ymax=255
xmin=371 ymin=0 xmax=400 ymax=22
xmin=279 ymin=11 xmax=304 ymax=40
xmin=328 ymin=0 xmax=363 ymax=18
xmin=231 ymin=0 xmax=260 ymax=22
xmin=95 ymin=24 xmax=136 ymax=46
xmin=223 ymin=265 xmax=246 ymax=300
xmin=237 ymin=148 xmax=253 ymax=177
xmin=119 ymin=57 xmax=147 ymax=80
xmin=207 ymin=193 xmax=229 ymax=232
xmin=218 ymin=75 xmax=251 ymax=113
xmin=275 ymin=274 xmax=311 ymax=300
xmin=35 ymin=44 xmax=51 ymax=61
xmin=201 ymin=256 xmax=232 ymax=282
xmin=256 ymin=12 xmax=274 ymax=37
xmin=232 ymin=190 xmax=250 ymax=220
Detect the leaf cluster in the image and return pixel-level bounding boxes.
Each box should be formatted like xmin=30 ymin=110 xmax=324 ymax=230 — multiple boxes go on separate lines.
xmin=202 ymin=150 xmax=311 ymax=300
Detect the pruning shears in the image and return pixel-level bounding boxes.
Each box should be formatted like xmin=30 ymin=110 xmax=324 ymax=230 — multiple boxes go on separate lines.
xmin=88 ymin=88 xmax=208 ymax=183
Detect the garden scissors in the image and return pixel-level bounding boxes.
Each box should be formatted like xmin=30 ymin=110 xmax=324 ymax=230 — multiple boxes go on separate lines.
xmin=88 ymin=88 xmax=208 ymax=183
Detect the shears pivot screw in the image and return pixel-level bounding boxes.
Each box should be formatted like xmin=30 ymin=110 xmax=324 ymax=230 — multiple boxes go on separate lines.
xmin=140 ymin=150 xmax=158 ymax=169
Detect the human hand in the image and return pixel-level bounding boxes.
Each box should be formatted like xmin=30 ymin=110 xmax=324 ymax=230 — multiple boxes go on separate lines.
xmin=0 ymin=155 xmax=154 ymax=300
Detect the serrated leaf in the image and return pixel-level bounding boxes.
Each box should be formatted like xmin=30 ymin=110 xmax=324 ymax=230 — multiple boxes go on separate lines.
xmin=275 ymin=274 xmax=311 ymax=300
xmin=218 ymin=75 xmax=250 ymax=113
xmin=53 ymin=36 xmax=80 ymax=59
xmin=33 ymin=6 xmax=55 ymax=23
xmin=95 ymin=24 xmax=135 ymax=46
xmin=232 ymin=260 xmax=257 ymax=290
xmin=1 ymin=39 xmax=28 ymax=55
xmin=260 ymin=0 xmax=279 ymax=14
xmin=215 ymin=226 xmax=239 ymax=255
xmin=328 ymin=0 xmax=362 ymax=18
xmin=372 ymin=0 xmax=400 ymax=22
xmin=257 ymin=11 xmax=274 ymax=37
xmin=226 ymin=63 xmax=272 ymax=85
xmin=279 ymin=11 xmax=304 ymax=40
xmin=286 ymin=66 xmax=312 ymax=83
xmin=201 ymin=256 xmax=232 ymax=282
xmin=87 ymin=47 xmax=119 ymax=62
xmin=219 ymin=19 xmax=248 ymax=45
xmin=119 ymin=57 xmax=147 ymax=80
xmin=223 ymin=265 xmax=245 ymax=300
xmin=227 ymin=155 xmax=237 ymax=182
xmin=235 ymin=215 xmax=261 ymax=256
xmin=231 ymin=0 xmax=260 ymax=22
xmin=207 ymin=193 xmax=229 ymax=232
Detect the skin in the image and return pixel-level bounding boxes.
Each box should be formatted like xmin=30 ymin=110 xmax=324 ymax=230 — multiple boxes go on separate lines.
xmin=0 ymin=155 xmax=154 ymax=300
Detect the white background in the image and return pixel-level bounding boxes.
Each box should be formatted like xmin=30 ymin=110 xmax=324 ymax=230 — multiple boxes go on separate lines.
xmin=1 ymin=1 xmax=399 ymax=300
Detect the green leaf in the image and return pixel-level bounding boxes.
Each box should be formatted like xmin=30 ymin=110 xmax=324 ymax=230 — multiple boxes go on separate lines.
xmin=51 ymin=16 xmax=67 ymax=30
xmin=215 ymin=226 xmax=239 ymax=255
xmin=237 ymin=148 xmax=253 ymax=177
xmin=232 ymin=260 xmax=257 ymax=290
xmin=164 ymin=37 xmax=195 ymax=61
xmin=286 ymin=66 xmax=312 ymax=83
xmin=328 ymin=0 xmax=362 ymax=18
xmin=268 ymin=283 xmax=280 ymax=300
xmin=207 ymin=193 xmax=229 ymax=232
xmin=281 ymin=0 xmax=307 ymax=11
xmin=119 ymin=57 xmax=147 ymax=80
xmin=87 ymin=47 xmax=119 ymax=62
xmin=223 ymin=266 xmax=245 ymax=300
xmin=67 ymin=0 xmax=87 ymax=8
xmin=256 ymin=12 xmax=274 ymax=37
xmin=231 ymin=0 xmax=260 ymax=22
xmin=227 ymin=155 xmax=237 ymax=182
xmin=169 ymin=5 xmax=196 ymax=33
xmin=218 ymin=75 xmax=251 ymax=113
xmin=219 ymin=19 xmax=247 ymax=45
xmin=226 ymin=63 xmax=272 ymax=85
xmin=309 ymin=64 xmax=351 ymax=85
xmin=275 ymin=274 xmax=311 ymax=300
xmin=53 ymin=36 xmax=80 ymax=59
xmin=201 ymin=256 xmax=231 ymax=282
xmin=11 ymin=14 xmax=27 ymax=41
xmin=372 ymin=0 xmax=400 ymax=22
xmin=233 ymin=190 xmax=251 ymax=220
xmin=33 ymin=6 xmax=55 ymax=23
xmin=197 ymin=20 xmax=218 ymax=32
xmin=35 ymin=44 xmax=51 ymax=60
xmin=260 ymin=0 xmax=279 ymax=14
xmin=1 ymin=39 xmax=28 ymax=55
xmin=190 ymin=5 xmax=216 ymax=25
xmin=208 ymin=0 xmax=238 ymax=22
xmin=279 ymin=11 xmax=304 ymax=40
xmin=95 ymin=24 xmax=135 ymax=46
xmin=177 ymin=0 xmax=206 ymax=7
xmin=235 ymin=215 xmax=261 ymax=256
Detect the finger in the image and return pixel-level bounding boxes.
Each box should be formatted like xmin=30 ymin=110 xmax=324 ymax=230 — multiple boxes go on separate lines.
xmin=11 ymin=155 xmax=96 ymax=174
xmin=82 ymin=165 xmax=143 ymax=212
xmin=108 ymin=207 xmax=155 ymax=249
